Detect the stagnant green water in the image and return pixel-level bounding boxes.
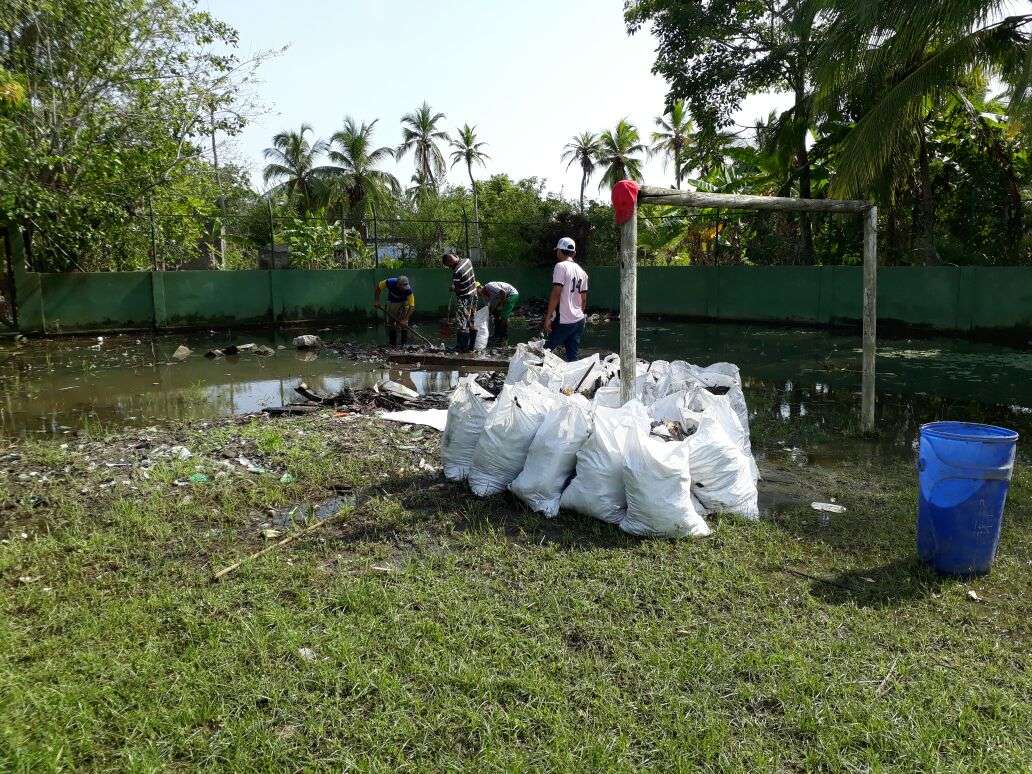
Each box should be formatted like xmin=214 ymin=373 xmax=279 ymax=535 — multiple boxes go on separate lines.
xmin=2 ymin=321 xmax=1030 ymax=453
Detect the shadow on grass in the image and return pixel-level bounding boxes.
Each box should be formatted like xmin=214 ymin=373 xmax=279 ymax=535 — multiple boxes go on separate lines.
xmin=345 ymin=474 xmax=637 ymax=553
xmin=802 ymin=556 xmax=954 ymax=609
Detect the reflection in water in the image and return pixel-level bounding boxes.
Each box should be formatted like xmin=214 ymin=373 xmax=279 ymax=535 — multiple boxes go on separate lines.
xmin=2 ymin=321 xmax=1031 ymax=448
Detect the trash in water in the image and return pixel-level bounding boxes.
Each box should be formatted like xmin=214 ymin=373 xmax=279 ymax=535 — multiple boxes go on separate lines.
xmin=205 ymin=349 xmax=224 ymax=359
xmin=377 ymin=380 xmax=419 ymax=401
xmin=171 ymin=345 xmax=192 ymax=362
xmin=293 ymin=335 xmax=323 ymax=349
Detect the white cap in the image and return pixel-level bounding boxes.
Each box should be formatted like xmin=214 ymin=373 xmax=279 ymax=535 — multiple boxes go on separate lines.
xmin=556 ymin=236 xmax=576 ymax=253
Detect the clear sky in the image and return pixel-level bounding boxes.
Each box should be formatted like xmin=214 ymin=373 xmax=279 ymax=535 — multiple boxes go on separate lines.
xmin=203 ymin=0 xmax=790 ymax=201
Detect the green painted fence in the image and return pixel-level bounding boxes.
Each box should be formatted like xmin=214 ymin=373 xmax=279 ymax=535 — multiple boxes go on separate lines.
xmin=11 ymin=258 xmax=1032 ymax=339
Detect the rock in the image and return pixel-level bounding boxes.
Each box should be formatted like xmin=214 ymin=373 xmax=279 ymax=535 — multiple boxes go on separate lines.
xmin=255 ymin=345 xmax=275 ymax=357
xmin=293 ymin=334 xmax=323 ymax=349
xmin=172 ymin=345 xmax=192 ymax=361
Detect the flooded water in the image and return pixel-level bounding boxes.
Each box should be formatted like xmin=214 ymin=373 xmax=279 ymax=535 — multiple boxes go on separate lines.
xmin=2 ymin=320 xmax=1031 ymax=454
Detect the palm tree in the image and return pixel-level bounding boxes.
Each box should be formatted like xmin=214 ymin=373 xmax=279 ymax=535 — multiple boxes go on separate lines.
xmin=262 ymin=124 xmax=327 ymax=215
xmin=649 ymin=100 xmax=695 ymax=189
xmin=323 ymin=117 xmax=400 ymax=230
xmin=597 ymin=119 xmax=646 ymax=191
xmin=397 ymin=101 xmax=450 ymax=189
xmin=449 ymin=124 xmax=490 ymax=254
xmin=561 ymin=131 xmax=603 ymax=211
xmin=816 ymin=1 xmax=1032 ymax=262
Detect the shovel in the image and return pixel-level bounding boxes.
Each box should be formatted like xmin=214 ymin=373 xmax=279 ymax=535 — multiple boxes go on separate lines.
xmin=376 ymin=305 xmax=437 ymax=349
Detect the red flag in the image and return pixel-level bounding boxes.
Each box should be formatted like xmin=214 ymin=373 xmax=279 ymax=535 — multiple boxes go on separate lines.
xmin=611 ymin=180 xmax=640 ymax=225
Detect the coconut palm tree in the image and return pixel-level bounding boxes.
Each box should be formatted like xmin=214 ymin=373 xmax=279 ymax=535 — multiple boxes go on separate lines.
xmin=817 ymin=2 xmax=1032 ymax=198
xmin=449 ymin=124 xmax=490 ymax=254
xmin=262 ymin=124 xmax=327 ymax=215
xmin=649 ymin=100 xmax=695 ymax=189
xmin=561 ymin=131 xmax=603 ymax=211
xmin=397 ymin=101 xmax=450 ymax=189
xmin=597 ymin=119 xmax=646 ymax=191
xmin=322 ymin=117 xmax=400 ymax=229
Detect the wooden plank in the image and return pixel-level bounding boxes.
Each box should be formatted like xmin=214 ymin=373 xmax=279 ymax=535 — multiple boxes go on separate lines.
xmin=387 ymin=352 xmax=508 ymax=368
xmin=619 ymin=206 xmax=638 ymax=404
xmin=637 ymin=186 xmax=870 ymax=214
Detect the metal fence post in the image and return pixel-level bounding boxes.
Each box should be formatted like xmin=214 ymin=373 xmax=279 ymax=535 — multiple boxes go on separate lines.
xmin=462 ymin=210 xmax=470 ymax=259
xmin=371 ymin=208 xmax=380 ymax=268
xmin=148 ymin=196 xmax=158 ymax=271
xmin=267 ymin=200 xmax=276 ymax=269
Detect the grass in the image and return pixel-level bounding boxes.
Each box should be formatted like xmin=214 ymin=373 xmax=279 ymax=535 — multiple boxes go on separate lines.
xmin=1 ymin=406 xmax=1030 ymax=772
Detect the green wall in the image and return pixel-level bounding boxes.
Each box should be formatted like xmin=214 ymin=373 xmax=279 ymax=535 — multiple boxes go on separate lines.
xmin=13 ymin=264 xmax=1032 ymax=339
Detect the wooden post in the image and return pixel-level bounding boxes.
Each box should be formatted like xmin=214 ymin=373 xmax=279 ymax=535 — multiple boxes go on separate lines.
xmin=619 ymin=201 xmax=638 ymax=404
xmin=861 ymin=206 xmax=878 ymax=432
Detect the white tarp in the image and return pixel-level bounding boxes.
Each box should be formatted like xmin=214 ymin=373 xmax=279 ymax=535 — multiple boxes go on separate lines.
xmin=378 ymin=408 xmax=448 ymax=432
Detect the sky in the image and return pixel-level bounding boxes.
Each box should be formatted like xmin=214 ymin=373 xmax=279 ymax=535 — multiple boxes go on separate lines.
xmin=203 ymin=0 xmax=790 ymax=201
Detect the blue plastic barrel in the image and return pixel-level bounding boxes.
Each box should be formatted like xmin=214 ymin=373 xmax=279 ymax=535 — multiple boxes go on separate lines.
xmin=917 ymin=422 xmax=1018 ymax=576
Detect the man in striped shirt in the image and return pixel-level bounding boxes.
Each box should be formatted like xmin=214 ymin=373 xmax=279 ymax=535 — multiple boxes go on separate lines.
xmin=442 ymin=252 xmax=478 ymax=351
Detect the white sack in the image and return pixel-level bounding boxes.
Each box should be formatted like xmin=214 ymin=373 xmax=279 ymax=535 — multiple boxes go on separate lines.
xmin=472 ymin=305 xmax=490 ymax=351
xmin=593 ymin=374 xmax=649 ymax=408
xmin=559 ymin=354 xmax=602 ymax=393
xmin=620 ymin=428 xmax=711 ymax=538
xmin=655 ymin=361 xmax=756 ymax=477
xmin=686 ymin=385 xmax=758 ymax=481
xmin=509 ymin=393 xmax=593 ymax=517
xmin=468 ymin=381 xmax=558 ymax=496
xmin=441 ymin=377 xmax=491 ymax=481
xmin=505 ymin=341 xmax=565 ymax=385
xmin=560 ymin=400 xmax=649 ymax=523
xmin=683 ymin=409 xmax=759 ymax=519
xmin=650 ymin=388 xmax=759 ymax=517
xmin=522 ymin=363 xmax=563 ymax=392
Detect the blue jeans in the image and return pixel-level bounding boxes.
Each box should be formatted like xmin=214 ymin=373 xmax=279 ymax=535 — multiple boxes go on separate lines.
xmin=546 ymin=319 xmax=585 ymax=361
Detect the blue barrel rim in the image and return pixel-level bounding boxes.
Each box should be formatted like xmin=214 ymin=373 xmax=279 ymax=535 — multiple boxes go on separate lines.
xmin=920 ymin=421 xmax=1019 ymax=444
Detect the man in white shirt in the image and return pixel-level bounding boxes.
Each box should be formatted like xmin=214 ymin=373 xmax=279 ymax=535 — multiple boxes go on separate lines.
xmin=543 ymin=236 xmax=589 ymax=361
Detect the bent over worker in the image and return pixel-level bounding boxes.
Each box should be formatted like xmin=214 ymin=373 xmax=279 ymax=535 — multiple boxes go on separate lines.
xmin=478 ymin=280 xmax=519 ymax=344
xmin=373 ymin=275 xmax=414 ymax=347
xmin=543 ymin=236 xmax=589 ymax=361
xmin=442 ymin=252 xmax=477 ymax=352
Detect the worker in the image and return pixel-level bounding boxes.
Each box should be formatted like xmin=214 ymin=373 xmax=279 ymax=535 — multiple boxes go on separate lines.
xmin=543 ymin=236 xmax=589 ymax=361
xmin=373 ymin=275 xmax=414 ymax=347
xmin=442 ymin=252 xmax=478 ymax=351
xmin=478 ymin=280 xmax=520 ymax=344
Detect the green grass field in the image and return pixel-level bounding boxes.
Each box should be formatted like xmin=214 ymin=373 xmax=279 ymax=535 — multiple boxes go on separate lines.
xmin=1 ymin=410 xmax=1030 ymax=771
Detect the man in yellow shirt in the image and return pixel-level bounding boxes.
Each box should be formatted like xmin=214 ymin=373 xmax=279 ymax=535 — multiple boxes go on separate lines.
xmin=373 ymin=275 xmax=415 ymax=347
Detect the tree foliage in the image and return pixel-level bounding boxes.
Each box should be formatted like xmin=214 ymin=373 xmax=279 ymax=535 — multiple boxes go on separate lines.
xmin=0 ymin=0 xmax=266 ymax=270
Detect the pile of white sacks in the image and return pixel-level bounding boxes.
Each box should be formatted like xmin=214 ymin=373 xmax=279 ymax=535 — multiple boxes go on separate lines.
xmin=440 ymin=342 xmax=760 ymax=538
